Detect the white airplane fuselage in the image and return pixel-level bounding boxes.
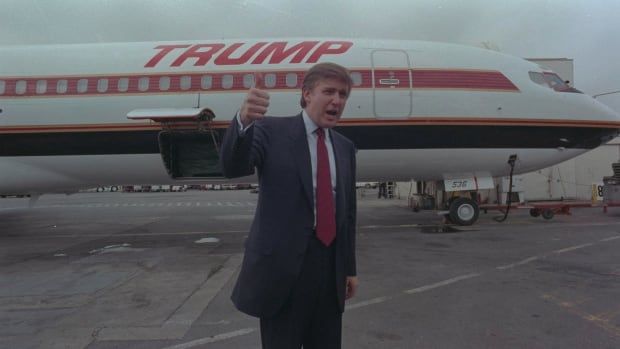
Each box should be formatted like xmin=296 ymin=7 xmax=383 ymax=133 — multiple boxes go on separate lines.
xmin=0 ymin=38 xmax=618 ymax=195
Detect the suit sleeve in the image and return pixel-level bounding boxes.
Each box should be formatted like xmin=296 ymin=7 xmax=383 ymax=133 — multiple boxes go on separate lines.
xmin=347 ymin=144 xmax=357 ymax=276
xmin=219 ymin=115 xmax=266 ymax=178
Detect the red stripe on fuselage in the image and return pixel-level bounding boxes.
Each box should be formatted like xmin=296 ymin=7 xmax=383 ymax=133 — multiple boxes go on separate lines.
xmin=0 ymin=69 xmax=518 ymax=98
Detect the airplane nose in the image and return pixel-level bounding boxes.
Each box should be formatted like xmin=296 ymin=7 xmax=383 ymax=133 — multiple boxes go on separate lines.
xmin=595 ymin=99 xmax=620 ymax=121
xmin=594 ymin=100 xmax=620 ymax=138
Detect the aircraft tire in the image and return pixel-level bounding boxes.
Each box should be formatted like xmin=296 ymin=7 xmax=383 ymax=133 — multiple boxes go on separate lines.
xmin=449 ymin=197 xmax=479 ymax=226
xmin=541 ymin=209 xmax=555 ymax=220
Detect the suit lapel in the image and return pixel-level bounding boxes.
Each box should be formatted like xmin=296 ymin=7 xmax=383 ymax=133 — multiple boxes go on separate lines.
xmin=290 ymin=114 xmax=314 ymax=209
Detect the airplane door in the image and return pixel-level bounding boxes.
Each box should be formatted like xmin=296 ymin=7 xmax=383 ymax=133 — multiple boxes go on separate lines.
xmin=371 ymin=50 xmax=412 ymax=118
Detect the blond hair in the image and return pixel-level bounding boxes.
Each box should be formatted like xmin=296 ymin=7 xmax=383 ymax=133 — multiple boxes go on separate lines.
xmin=300 ymin=62 xmax=353 ymax=108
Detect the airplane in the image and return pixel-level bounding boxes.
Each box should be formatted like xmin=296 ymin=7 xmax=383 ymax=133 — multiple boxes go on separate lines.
xmin=1 ymin=38 xmax=619 ymax=225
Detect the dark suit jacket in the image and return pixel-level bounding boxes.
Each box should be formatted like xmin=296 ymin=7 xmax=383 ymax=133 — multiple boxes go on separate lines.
xmin=220 ymin=113 xmax=357 ymax=318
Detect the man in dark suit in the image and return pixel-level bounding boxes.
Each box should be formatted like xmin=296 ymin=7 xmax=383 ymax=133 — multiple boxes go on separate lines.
xmin=220 ymin=62 xmax=358 ymax=348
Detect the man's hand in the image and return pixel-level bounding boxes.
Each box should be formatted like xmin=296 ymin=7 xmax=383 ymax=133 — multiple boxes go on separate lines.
xmin=239 ymin=74 xmax=270 ymax=127
xmin=345 ymin=276 xmax=359 ymax=300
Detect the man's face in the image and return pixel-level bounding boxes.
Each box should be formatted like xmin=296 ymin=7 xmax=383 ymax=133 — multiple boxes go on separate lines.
xmin=303 ymin=78 xmax=349 ymax=129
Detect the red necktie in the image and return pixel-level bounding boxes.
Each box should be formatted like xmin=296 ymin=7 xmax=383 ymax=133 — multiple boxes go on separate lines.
xmin=316 ymin=128 xmax=336 ymax=246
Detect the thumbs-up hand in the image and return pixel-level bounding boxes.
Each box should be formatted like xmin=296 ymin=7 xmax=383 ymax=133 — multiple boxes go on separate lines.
xmin=239 ymin=73 xmax=270 ymax=127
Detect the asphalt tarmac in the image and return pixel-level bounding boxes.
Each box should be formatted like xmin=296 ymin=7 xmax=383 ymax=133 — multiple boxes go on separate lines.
xmin=1 ymin=190 xmax=619 ymax=349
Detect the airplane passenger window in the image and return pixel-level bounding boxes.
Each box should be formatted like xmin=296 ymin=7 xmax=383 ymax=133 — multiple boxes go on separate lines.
xmin=0 ymin=80 xmax=4 ymax=94
xmin=36 ymin=80 xmax=47 ymax=94
xmin=159 ymin=76 xmax=170 ymax=91
xmin=138 ymin=77 xmax=149 ymax=92
xmin=56 ymin=80 xmax=68 ymax=94
xmin=15 ymin=80 xmax=27 ymax=95
xmin=201 ymin=75 xmax=212 ymax=89
xmin=351 ymin=72 xmax=362 ymax=86
xmin=117 ymin=78 xmax=129 ymax=92
xmin=243 ymin=74 xmax=254 ymax=88
xmin=222 ymin=75 xmax=233 ymax=89
xmin=97 ymin=79 xmax=108 ymax=93
xmin=180 ymin=76 xmax=191 ymax=90
xmin=286 ymin=73 xmax=298 ymax=87
xmin=77 ymin=79 xmax=88 ymax=93
xmin=264 ymin=73 xmax=276 ymax=88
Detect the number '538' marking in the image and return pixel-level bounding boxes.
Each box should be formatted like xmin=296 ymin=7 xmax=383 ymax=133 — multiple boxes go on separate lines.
xmin=452 ymin=180 xmax=469 ymax=188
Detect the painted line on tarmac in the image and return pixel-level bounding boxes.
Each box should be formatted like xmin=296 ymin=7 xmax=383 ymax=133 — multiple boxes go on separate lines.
xmin=496 ymin=256 xmax=539 ymax=270
xmin=20 ymin=230 xmax=248 ymax=239
xmin=166 ymin=233 xmax=620 ymax=346
xmin=358 ymin=224 xmax=480 ymax=231
xmin=346 ymin=273 xmax=481 ymax=312
xmin=542 ymin=294 xmax=620 ymax=338
xmin=0 ymin=207 xmax=22 ymax=211
xmin=496 ymin=236 xmax=620 ymax=270
xmin=14 ymin=201 xmax=257 ymax=209
xmin=601 ymin=235 xmax=620 ymax=242
xmin=404 ymin=273 xmax=482 ymax=294
xmin=497 ymin=236 xmax=618 ymax=270
xmin=348 ymin=235 xmax=620 ymax=311
xmin=346 ymin=296 xmax=392 ymax=310
xmin=161 ymin=328 xmax=257 ymax=349
xmin=359 ymin=224 xmax=420 ymax=229
xmin=553 ymin=243 xmax=594 ymax=254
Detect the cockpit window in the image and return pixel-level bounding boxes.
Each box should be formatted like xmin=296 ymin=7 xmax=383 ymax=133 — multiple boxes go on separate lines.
xmin=529 ymin=71 xmax=582 ymax=93
xmin=543 ymin=73 xmax=570 ymax=91
xmin=529 ymin=72 xmax=547 ymax=86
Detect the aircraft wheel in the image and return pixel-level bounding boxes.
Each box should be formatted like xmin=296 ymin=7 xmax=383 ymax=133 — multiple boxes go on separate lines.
xmin=449 ymin=197 xmax=479 ymax=226
xmin=529 ymin=208 xmax=541 ymax=217
xmin=541 ymin=209 xmax=555 ymax=220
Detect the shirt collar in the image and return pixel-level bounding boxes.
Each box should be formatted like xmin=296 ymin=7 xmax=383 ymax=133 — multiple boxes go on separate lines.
xmin=302 ymin=110 xmax=328 ymax=138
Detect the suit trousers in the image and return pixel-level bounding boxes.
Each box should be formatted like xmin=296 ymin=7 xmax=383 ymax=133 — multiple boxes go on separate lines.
xmin=259 ymin=236 xmax=342 ymax=349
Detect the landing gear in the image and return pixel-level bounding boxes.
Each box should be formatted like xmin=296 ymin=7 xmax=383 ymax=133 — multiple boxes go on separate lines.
xmin=411 ymin=180 xmax=488 ymax=226
xmin=448 ymin=197 xmax=479 ymax=226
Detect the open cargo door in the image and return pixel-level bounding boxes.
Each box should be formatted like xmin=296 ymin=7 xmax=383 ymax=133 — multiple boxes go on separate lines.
xmin=127 ymin=108 xmax=223 ymax=179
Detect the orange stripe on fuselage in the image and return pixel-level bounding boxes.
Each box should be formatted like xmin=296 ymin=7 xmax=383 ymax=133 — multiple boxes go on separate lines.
xmin=1 ymin=117 xmax=619 ymax=134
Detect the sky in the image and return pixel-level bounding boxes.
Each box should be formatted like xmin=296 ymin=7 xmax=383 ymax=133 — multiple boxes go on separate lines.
xmin=0 ymin=0 xmax=619 ymax=110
